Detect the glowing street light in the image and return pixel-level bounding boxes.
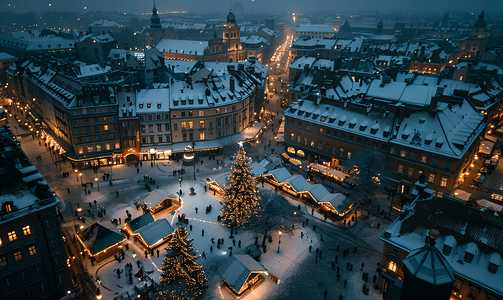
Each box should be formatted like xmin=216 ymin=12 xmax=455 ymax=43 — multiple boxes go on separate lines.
xmin=74 ymin=169 xmax=78 ymax=182
xmin=277 ymin=231 xmax=282 ymax=253
xmin=95 ymin=178 xmax=99 ymax=191
xmin=79 ymin=173 xmax=82 ymax=183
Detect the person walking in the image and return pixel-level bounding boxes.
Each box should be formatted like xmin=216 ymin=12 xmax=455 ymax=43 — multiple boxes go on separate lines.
xmin=324 ymin=290 xmax=328 ymax=299
xmin=335 ymin=255 xmax=338 ymax=263
xmin=336 ymin=273 xmax=341 ymax=281
xmin=361 ymin=262 xmax=365 ymax=271
xmin=344 ymin=279 xmax=348 ymax=288
xmin=116 ymin=191 xmax=119 ymax=197
xmin=309 ymin=245 xmax=312 ymax=252
xmin=339 ymin=295 xmax=343 ymax=300
xmin=202 ymin=229 xmax=204 ymax=236
xmin=350 ymin=263 xmax=353 ymax=271
xmin=157 ymin=249 xmax=160 ymax=258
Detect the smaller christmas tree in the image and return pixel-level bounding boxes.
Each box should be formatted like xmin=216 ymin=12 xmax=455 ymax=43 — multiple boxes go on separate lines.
xmin=158 ymin=226 xmax=207 ymax=300
xmin=221 ymin=143 xmax=262 ymax=228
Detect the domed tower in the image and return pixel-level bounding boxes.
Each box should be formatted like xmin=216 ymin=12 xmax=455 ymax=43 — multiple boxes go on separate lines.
xmin=222 ymin=9 xmax=241 ymax=52
xmin=470 ymin=11 xmax=487 ymax=38
xmin=149 ymin=0 xmax=164 ymax=47
xmin=377 ymin=19 xmax=384 ymax=34
xmin=400 ymin=229 xmax=455 ymax=300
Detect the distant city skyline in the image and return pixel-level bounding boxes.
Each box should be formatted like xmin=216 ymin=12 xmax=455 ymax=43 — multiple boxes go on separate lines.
xmin=1 ymin=0 xmax=503 ymax=14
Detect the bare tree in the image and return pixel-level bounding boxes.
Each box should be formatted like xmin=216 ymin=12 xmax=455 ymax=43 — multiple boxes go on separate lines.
xmin=249 ymin=188 xmax=304 ymax=242
xmin=346 ymin=148 xmax=390 ymax=203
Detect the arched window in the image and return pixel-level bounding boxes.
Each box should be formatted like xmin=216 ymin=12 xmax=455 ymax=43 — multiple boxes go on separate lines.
xmin=297 ymin=150 xmax=305 ymax=157
xmin=287 ymin=147 xmax=296 ymax=154
xmin=388 ymin=261 xmax=397 ymax=272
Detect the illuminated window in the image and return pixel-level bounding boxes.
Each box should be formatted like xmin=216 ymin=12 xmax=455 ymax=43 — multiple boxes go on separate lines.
xmin=0 ymin=237 xmax=2 ymax=246
xmin=388 ymin=261 xmax=397 ymax=272
xmin=182 ymin=122 xmax=186 ymax=129
xmin=310 ymin=140 xmax=315 ymax=148
xmin=189 ymin=122 xmax=193 ymax=129
xmin=104 ymin=125 xmax=109 ymax=131
xmin=22 ymin=226 xmax=31 ymax=235
xmin=421 ymin=155 xmax=427 ymax=163
xmin=0 ymin=257 xmax=6 ymax=267
xmin=428 ymin=173 xmax=435 ymax=183
xmin=397 ymin=165 xmax=404 ymax=174
xmin=29 ymin=246 xmax=36 ymax=255
xmin=8 ymin=231 xmax=16 ymax=241
xmin=200 ymin=132 xmax=205 ymax=140
xmin=400 ymin=149 xmax=406 ymax=157
xmin=199 ymin=121 xmax=204 ymax=128
xmin=440 ymin=177 xmax=448 ymax=187
xmin=14 ymin=251 xmax=22 ymax=261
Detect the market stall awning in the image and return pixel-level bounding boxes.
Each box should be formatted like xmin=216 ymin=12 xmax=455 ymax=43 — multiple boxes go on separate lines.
xmin=219 ymin=255 xmax=268 ymax=295
xmin=479 ymin=140 xmax=495 ymax=155
xmin=249 ymin=159 xmax=277 ymax=177
xmin=77 ymin=223 xmax=125 ymax=255
xmin=308 ymin=163 xmax=347 ymax=180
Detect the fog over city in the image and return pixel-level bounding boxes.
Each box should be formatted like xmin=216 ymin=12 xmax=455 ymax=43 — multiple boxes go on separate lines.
xmin=1 ymin=0 xmax=503 ymax=13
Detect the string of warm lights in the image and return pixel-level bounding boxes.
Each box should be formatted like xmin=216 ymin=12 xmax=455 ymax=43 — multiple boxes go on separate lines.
xmin=221 ymin=145 xmax=262 ymax=228
xmin=157 ymin=226 xmax=208 ymax=300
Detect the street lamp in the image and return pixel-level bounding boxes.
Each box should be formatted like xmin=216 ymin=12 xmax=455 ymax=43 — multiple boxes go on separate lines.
xmin=192 ymin=141 xmax=196 ymax=180
xmin=95 ymin=178 xmax=99 ymax=191
xmin=79 ymin=173 xmax=82 ymax=183
xmin=74 ymin=169 xmax=78 ymax=182
xmin=179 ymin=177 xmax=182 ymax=195
xmin=277 ymin=231 xmax=282 ymax=253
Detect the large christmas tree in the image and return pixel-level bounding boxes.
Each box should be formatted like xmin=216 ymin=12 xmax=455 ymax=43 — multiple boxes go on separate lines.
xmin=158 ymin=226 xmax=207 ymax=300
xmin=221 ymin=144 xmax=262 ymax=228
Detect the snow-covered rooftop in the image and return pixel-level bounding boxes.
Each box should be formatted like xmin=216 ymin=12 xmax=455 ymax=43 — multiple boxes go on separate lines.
xmin=156 ymin=39 xmax=208 ymax=56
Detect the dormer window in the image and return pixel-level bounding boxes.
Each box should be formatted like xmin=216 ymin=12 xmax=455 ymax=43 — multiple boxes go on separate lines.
xmin=442 ymin=245 xmax=452 ymax=255
xmin=425 ymin=139 xmax=432 ymax=145
xmin=181 ymin=100 xmax=186 ymax=105
xmin=488 ymin=263 xmax=498 ymax=274
xmin=370 ymin=128 xmax=378 ymax=134
xmin=305 ymin=112 xmax=311 ymax=118
xmin=147 ymin=103 xmax=151 ymax=108
xmin=464 ymin=252 xmax=474 ymax=263
xmin=174 ymin=101 xmax=179 ymax=106
xmin=339 ymin=120 xmax=346 ymax=126
xmin=383 ymin=130 xmax=390 ymax=138
xmin=402 ymin=133 xmax=409 ymax=140
xmin=328 ymin=118 xmax=336 ymax=124
xmin=359 ymin=125 xmax=367 ymax=131
xmin=139 ymin=103 xmax=143 ymax=109
xmin=157 ymin=103 xmax=161 ymax=109
xmin=348 ymin=123 xmax=355 ymax=129
xmin=320 ymin=116 xmax=326 ymax=122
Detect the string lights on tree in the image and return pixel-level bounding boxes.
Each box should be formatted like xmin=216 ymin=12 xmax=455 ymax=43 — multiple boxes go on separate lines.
xmin=158 ymin=226 xmax=207 ymax=300
xmin=221 ymin=143 xmax=262 ymax=229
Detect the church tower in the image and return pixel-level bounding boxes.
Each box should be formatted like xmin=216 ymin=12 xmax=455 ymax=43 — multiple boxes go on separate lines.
xmin=222 ymin=9 xmax=241 ymax=52
xmin=377 ymin=19 xmax=384 ymax=34
xmin=470 ymin=11 xmax=487 ymax=38
xmin=149 ymin=0 xmax=164 ymax=47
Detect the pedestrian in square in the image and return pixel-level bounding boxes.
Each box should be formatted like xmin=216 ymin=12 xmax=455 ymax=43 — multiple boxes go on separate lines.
xmin=157 ymin=249 xmax=160 ymax=258
xmin=344 ymin=279 xmax=348 ymax=288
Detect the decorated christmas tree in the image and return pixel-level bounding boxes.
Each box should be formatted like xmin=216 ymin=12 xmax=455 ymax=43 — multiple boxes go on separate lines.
xmin=221 ymin=143 xmax=262 ymax=228
xmin=158 ymin=226 xmax=207 ymax=300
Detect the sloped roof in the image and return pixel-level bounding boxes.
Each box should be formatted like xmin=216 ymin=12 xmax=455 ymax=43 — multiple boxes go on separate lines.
xmin=219 ymin=254 xmax=267 ymax=294
xmin=128 ymin=212 xmax=155 ymax=233
xmin=136 ymin=219 xmax=173 ymax=247
xmin=283 ymin=175 xmax=311 ymax=192
xmin=265 ymin=167 xmax=292 ymax=182
xmin=403 ymin=243 xmax=455 ymax=285
xmin=78 ymin=223 xmax=125 ymax=255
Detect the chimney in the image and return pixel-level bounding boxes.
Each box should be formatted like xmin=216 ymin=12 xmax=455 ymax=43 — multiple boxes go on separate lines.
xmin=304 ymin=64 xmax=309 ymax=73
xmin=429 ymin=96 xmax=438 ymax=116
xmin=230 ymin=77 xmax=235 ymax=92
xmin=320 ymin=87 xmax=327 ymax=96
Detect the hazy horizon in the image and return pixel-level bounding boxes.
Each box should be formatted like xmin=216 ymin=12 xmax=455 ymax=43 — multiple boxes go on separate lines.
xmin=1 ymin=0 xmax=503 ymax=15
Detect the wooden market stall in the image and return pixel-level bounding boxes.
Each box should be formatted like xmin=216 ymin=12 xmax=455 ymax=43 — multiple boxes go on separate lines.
xmin=219 ymin=255 xmax=269 ymax=295
xmin=124 ymin=212 xmax=174 ymax=251
xmin=308 ymin=163 xmax=348 ymax=183
xmin=76 ymin=223 xmax=125 ymax=262
xmin=319 ymin=193 xmax=354 ymax=218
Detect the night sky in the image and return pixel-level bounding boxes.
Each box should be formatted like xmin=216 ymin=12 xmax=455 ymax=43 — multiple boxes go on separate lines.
xmin=1 ymin=0 xmax=503 ymax=14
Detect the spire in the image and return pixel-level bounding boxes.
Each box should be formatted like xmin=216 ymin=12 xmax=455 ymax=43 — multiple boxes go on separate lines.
xmin=474 ymin=11 xmax=486 ymax=28
xmin=153 ymin=0 xmax=158 ymax=14
xmin=150 ymin=0 xmax=162 ymax=31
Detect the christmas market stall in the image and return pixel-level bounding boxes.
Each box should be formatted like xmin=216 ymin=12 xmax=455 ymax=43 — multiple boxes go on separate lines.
xmin=319 ymin=193 xmax=354 ymax=218
xmin=281 ymin=175 xmax=311 ymax=197
xmin=262 ymin=167 xmax=292 ymax=187
xmin=135 ymin=219 xmax=174 ymax=250
xmin=249 ymin=159 xmax=277 ymax=178
xmin=76 ymin=223 xmax=125 ymax=262
xmin=206 ymin=174 xmax=228 ymax=195
xmin=124 ymin=212 xmax=174 ymax=250
xmin=302 ymin=184 xmax=331 ymax=205
xmin=143 ymin=189 xmax=180 ymax=214
xmin=307 ymin=163 xmax=347 ymax=183
xmin=219 ymin=255 xmax=269 ymax=295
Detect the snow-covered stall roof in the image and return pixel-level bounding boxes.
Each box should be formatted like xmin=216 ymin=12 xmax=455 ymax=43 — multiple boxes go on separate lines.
xmin=283 ymin=175 xmax=311 ymax=193
xmin=305 ymin=184 xmax=330 ymax=202
xmin=319 ymin=193 xmax=353 ymax=214
xmin=136 ymin=219 xmax=173 ymax=248
xmin=308 ymin=163 xmax=347 ymax=180
xmin=127 ymin=212 xmax=155 ymax=233
xmin=219 ymin=254 xmax=268 ymax=294
xmin=265 ymin=167 xmax=292 ymax=183
xmin=479 ymin=140 xmax=495 ymax=155
xmin=249 ymin=159 xmax=276 ymax=177
xmin=77 ymin=223 xmax=125 ymax=255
